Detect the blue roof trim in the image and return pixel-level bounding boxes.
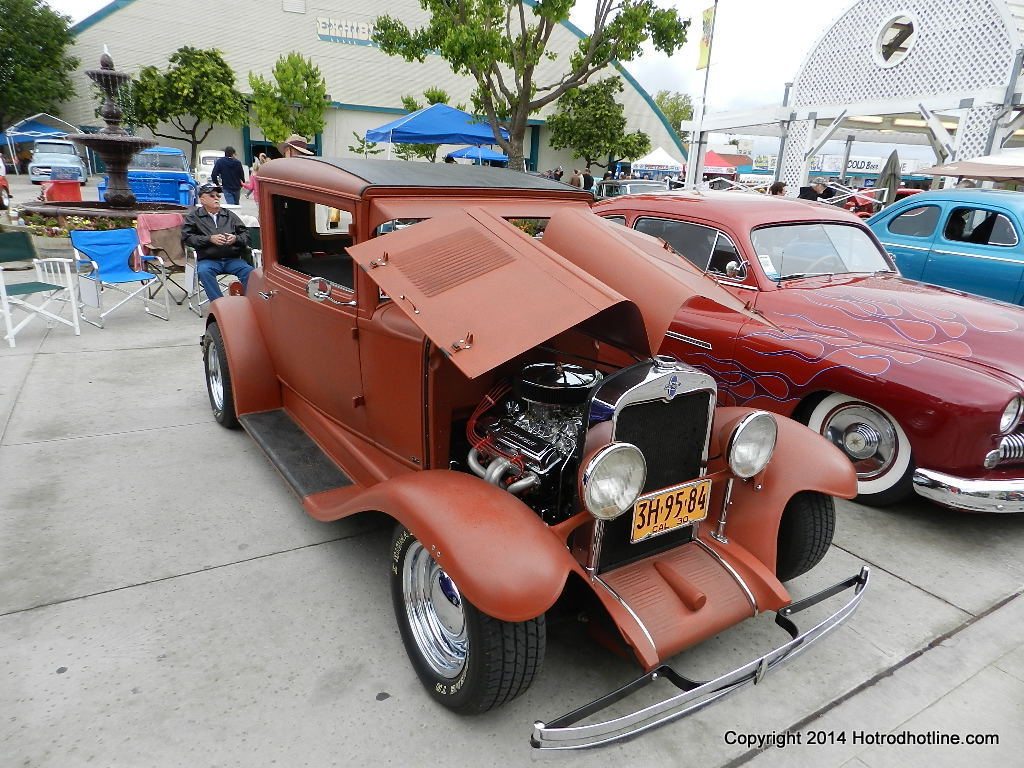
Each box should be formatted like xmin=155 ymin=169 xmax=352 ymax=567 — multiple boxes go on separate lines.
xmin=71 ymin=1 xmax=678 ymax=153
xmin=71 ymin=0 xmax=139 ymax=33
xmin=522 ymin=0 xmax=688 ymax=159
xmin=330 ymin=102 xmax=545 ymax=126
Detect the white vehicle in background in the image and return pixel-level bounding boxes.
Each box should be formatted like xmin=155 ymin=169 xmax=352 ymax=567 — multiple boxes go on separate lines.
xmin=196 ymin=149 xmax=249 ymax=185
xmin=27 ymin=140 xmax=90 ymax=184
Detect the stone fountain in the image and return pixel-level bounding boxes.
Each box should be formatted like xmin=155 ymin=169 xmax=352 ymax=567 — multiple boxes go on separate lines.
xmin=22 ymin=53 xmax=188 ymax=219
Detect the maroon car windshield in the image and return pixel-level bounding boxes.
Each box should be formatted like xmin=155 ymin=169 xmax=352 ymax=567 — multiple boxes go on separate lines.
xmin=751 ymin=223 xmax=893 ymax=280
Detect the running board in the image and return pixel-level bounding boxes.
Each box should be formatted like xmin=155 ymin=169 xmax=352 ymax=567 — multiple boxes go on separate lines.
xmin=240 ymin=409 xmax=354 ymax=498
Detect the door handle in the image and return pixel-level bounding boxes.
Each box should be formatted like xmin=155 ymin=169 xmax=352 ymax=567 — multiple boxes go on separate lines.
xmin=258 ymin=290 xmax=278 ymax=300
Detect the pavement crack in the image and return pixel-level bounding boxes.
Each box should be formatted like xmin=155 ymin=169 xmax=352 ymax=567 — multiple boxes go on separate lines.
xmin=0 ymin=530 xmax=384 ymax=619
xmin=831 ymin=542 xmax=972 ymax=615
xmin=723 ymin=587 xmax=1024 ymax=767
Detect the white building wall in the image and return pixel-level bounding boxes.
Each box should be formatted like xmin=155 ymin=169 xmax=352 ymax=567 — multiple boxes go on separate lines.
xmin=62 ymin=0 xmax=683 ymax=171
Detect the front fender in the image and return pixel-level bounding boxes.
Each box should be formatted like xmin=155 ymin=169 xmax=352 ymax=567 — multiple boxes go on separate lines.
xmin=208 ymin=297 xmax=281 ymax=416
xmin=316 ymin=470 xmax=581 ymax=623
xmin=709 ymin=407 xmax=857 ymax=571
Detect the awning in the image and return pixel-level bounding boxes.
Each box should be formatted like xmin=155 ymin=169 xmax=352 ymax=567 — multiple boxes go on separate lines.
xmin=918 ymin=147 xmax=1024 ymax=183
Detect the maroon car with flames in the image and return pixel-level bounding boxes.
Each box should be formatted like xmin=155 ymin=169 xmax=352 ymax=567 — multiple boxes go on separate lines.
xmin=595 ymin=191 xmax=1024 ymax=512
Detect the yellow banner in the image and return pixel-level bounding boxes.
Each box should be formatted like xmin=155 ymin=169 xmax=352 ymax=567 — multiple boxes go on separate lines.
xmin=697 ymin=5 xmax=716 ymax=70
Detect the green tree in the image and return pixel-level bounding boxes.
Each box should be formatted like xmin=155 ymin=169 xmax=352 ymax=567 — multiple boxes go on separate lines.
xmin=347 ymin=131 xmax=384 ymax=157
xmin=547 ymin=77 xmax=650 ymax=170
xmin=248 ymin=52 xmax=328 ymax=145
xmin=373 ymin=0 xmax=688 ymax=171
xmin=654 ymin=89 xmax=692 ymax=145
xmin=0 ymin=0 xmax=78 ymax=134
xmin=132 ymin=47 xmax=248 ymax=167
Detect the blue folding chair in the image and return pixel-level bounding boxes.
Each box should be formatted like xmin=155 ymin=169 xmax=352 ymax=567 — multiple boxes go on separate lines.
xmin=70 ymin=228 xmax=170 ymax=328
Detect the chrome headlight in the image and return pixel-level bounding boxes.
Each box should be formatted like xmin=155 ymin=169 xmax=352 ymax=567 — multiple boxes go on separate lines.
xmin=727 ymin=412 xmax=778 ymax=479
xmin=999 ymin=396 xmax=1023 ymax=434
xmin=582 ymin=443 xmax=647 ymax=520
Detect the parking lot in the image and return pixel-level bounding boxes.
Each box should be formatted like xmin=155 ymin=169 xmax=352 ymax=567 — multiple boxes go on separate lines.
xmin=1 ymin=173 xmax=1022 ymax=767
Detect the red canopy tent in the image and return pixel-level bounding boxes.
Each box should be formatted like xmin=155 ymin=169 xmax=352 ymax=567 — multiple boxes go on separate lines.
xmin=702 ymin=150 xmax=737 ymax=176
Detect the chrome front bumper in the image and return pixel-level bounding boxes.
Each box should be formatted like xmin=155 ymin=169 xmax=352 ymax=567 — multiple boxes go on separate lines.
xmin=531 ymin=566 xmax=870 ymax=750
xmin=913 ymin=468 xmax=1024 ymax=513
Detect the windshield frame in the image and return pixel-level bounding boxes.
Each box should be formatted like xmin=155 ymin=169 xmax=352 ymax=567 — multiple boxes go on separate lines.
xmin=749 ymin=221 xmax=896 ymax=282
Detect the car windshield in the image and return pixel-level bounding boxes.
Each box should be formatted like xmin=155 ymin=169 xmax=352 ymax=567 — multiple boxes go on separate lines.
xmin=750 ymin=223 xmax=893 ymax=280
xmin=36 ymin=143 xmax=75 ymax=155
xmin=130 ymin=152 xmax=187 ymax=171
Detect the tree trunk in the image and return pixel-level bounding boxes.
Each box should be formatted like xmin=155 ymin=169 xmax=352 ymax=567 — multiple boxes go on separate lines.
xmin=507 ymin=139 xmax=527 ymax=172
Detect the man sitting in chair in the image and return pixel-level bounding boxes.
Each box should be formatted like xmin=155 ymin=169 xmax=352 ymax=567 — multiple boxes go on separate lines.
xmin=182 ymin=183 xmax=253 ymax=300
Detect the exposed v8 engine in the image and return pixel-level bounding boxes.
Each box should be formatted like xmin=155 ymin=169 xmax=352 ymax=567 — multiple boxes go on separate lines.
xmin=466 ymin=362 xmax=602 ymax=523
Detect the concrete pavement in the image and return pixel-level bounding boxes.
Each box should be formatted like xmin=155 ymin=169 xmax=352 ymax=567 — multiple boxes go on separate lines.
xmin=1 ymin=173 xmax=1022 ymax=767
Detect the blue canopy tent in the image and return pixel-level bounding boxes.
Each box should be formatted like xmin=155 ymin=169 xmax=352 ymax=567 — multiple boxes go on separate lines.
xmin=365 ymin=103 xmax=509 ymax=147
xmin=447 ymin=146 xmax=509 ymax=164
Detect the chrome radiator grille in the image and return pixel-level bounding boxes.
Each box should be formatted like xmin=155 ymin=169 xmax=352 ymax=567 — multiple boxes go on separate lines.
xmin=996 ymin=432 xmax=1024 ymax=464
xmin=597 ymin=390 xmax=714 ymax=572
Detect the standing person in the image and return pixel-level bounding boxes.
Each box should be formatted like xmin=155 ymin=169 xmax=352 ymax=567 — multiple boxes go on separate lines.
xmin=769 ymin=181 xmax=787 ymax=196
xmin=210 ymin=146 xmax=244 ymax=205
xmin=581 ymin=168 xmax=594 ymax=191
xmin=182 ymin=183 xmax=252 ymax=300
xmin=278 ymin=133 xmax=313 ymax=158
xmin=251 ymin=152 xmax=269 ymax=173
xmin=568 ymin=169 xmax=584 ymax=188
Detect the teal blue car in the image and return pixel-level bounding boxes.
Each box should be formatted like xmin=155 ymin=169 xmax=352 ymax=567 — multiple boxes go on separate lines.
xmin=868 ymin=189 xmax=1024 ymax=304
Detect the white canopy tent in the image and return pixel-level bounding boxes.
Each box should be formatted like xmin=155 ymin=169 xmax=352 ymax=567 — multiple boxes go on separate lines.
xmin=630 ymin=146 xmax=684 ymax=176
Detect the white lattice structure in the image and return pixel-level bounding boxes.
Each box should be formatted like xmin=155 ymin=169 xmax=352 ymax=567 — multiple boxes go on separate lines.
xmin=691 ymin=0 xmax=1024 ymax=188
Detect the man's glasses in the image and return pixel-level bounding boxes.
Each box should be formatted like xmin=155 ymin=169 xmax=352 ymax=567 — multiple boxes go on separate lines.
xmin=204 ymin=192 xmax=221 ymax=197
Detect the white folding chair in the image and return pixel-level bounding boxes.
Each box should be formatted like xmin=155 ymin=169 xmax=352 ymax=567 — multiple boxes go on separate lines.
xmin=0 ymin=231 xmax=81 ymax=347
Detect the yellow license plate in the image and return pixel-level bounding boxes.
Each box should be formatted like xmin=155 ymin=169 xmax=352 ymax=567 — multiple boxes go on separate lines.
xmin=630 ymin=478 xmax=712 ymax=543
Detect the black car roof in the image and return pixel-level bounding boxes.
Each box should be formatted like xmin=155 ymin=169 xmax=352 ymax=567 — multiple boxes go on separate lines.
xmin=309 ymin=157 xmax=574 ymax=192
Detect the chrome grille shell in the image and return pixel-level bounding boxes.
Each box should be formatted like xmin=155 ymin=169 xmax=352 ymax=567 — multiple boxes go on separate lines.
xmin=586 ymin=361 xmax=717 ymax=573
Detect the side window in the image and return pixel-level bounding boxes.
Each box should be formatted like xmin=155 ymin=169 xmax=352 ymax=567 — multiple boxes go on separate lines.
xmin=887 ymin=205 xmax=940 ymax=238
xmin=271 ymin=195 xmax=355 ymax=291
xmin=707 ymin=233 xmax=741 ymax=275
xmin=944 ymin=206 xmax=1017 ymax=247
xmin=636 ymin=217 xmax=716 ymax=269
xmin=602 ymin=215 xmax=626 ymax=226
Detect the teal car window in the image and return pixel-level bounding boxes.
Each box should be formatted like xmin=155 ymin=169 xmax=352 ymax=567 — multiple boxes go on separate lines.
xmin=887 ymin=205 xmax=940 ymax=237
xmin=944 ymin=207 xmax=1018 ymax=247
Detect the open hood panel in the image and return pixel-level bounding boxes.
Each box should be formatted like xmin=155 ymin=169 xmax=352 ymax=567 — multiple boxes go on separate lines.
xmin=541 ymin=208 xmax=766 ymax=354
xmin=348 ymin=208 xmax=637 ymax=378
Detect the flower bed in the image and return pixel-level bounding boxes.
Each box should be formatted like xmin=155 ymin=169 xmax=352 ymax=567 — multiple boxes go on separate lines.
xmin=17 ymin=211 xmax=137 ymax=238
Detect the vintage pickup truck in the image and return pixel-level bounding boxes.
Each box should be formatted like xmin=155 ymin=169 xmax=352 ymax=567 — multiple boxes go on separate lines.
xmin=200 ymin=157 xmax=869 ymax=748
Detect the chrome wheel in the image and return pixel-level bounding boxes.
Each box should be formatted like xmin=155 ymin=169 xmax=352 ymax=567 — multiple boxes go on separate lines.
xmin=401 ymin=540 xmax=469 ymax=679
xmin=206 ymin=339 xmax=225 ymax=414
xmin=0 ymin=187 xmax=9 ymax=210
xmin=806 ymin=393 xmax=913 ymax=504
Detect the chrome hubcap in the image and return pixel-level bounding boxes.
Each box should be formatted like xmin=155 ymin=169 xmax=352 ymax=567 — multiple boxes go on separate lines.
xmin=822 ymin=404 xmax=898 ymax=479
xmin=402 ymin=540 xmax=468 ymax=679
xmin=206 ymin=341 xmax=224 ymax=413
xmin=842 ymin=423 xmax=881 ymax=460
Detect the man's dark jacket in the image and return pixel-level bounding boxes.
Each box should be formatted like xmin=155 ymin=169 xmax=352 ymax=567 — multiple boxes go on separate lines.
xmin=211 ymin=155 xmax=245 ymax=193
xmin=182 ymin=206 xmax=249 ymax=261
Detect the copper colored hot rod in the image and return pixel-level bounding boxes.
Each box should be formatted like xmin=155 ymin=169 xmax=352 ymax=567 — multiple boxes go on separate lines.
xmin=200 ymin=158 xmax=869 ymax=748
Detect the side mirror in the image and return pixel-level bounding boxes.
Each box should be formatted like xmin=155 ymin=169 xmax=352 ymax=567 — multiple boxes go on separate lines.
xmin=725 ymin=260 xmax=748 ymax=279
